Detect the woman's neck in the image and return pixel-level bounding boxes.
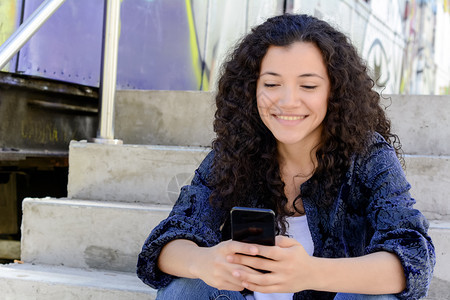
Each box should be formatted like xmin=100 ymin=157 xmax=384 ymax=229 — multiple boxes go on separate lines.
xmin=278 ymin=143 xmax=317 ymax=216
xmin=277 ymin=142 xmax=318 ymax=178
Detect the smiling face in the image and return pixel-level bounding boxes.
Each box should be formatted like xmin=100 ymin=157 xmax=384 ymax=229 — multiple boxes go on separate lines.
xmin=256 ymin=42 xmax=330 ymax=151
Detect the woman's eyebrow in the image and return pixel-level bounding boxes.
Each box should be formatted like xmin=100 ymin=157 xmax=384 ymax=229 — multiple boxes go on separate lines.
xmin=299 ymin=73 xmax=325 ymax=80
xmin=260 ymin=71 xmax=325 ymax=80
xmin=259 ymin=71 xmax=280 ymax=77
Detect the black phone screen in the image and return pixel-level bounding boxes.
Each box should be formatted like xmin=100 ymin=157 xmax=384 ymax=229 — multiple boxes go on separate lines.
xmin=231 ymin=207 xmax=275 ymax=246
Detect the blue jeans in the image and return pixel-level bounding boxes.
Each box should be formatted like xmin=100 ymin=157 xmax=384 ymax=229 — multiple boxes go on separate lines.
xmin=156 ymin=278 xmax=398 ymax=299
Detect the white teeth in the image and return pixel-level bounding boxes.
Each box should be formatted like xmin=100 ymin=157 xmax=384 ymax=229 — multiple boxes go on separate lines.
xmin=277 ymin=115 xmax=306 ymax=121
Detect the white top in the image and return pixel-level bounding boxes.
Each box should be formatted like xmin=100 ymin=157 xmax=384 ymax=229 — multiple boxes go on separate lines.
xmin=245 ymin=215 xmax=314 ymax=300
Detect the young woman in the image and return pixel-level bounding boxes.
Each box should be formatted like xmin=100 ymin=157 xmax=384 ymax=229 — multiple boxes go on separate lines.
xmin=137 ymin=14 xmax=435 ymax=300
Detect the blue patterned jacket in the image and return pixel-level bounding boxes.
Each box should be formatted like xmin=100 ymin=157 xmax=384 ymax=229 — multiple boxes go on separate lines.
xmin=137 ymin=133 xmax=435 ymax=299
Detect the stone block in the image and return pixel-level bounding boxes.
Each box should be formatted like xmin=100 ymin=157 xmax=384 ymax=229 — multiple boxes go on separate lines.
xmin=21 ymin=198 xmax=170 ymax=273
xmin=405 ymin=155 xmax=450 ymax=221
xmin=115 ymin=90 xmax=215 ymax=147
xmin=428 ymin=221 xmax=450 ymax=282
xmin=426 ymin=221 xmax=450 ymax=299
xmin=381 ymin=95 xmax=450 ymax=156
xmin=0 ymin=263 xmax=156 ymax=300
xmin=68 ymin=141 xmax=210 ymax=204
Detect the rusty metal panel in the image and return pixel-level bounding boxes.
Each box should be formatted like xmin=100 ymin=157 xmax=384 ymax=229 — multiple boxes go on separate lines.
xmin=0 ymin=173 xmax=17 ymax=234
xmin=0 ymin=72 xmax=98 ymax=160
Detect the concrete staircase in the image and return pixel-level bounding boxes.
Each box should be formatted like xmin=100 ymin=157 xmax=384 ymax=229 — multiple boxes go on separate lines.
xmin=0 ymin=91 xmax=449 ymax=299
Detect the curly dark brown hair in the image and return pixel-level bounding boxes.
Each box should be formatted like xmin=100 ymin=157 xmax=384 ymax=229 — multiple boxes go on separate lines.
xmin=209 ymin=14 xmax=401 ymax=233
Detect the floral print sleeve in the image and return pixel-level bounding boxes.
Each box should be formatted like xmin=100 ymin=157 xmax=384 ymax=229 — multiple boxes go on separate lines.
xmin=359 ymin=136 xmax=436 ymax=299
xmin=136 ymin=151 xmax=225 ymax=289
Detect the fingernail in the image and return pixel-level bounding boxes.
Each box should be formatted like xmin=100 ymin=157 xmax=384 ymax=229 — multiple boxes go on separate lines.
xmin=242 ymin=282 xmax=249 ymax=288
xmin=250 ymin=246 xmax=258 ymax=255
xmin=232 ymin=271 xmax=240 ymax=277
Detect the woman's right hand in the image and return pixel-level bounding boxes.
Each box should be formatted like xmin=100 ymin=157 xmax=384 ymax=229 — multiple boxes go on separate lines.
xmin=190 ymin=240 xmax=262 ymax=291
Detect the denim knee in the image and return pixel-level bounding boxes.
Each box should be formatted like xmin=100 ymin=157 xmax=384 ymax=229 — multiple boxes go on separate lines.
xmin=334 ymin=293 xmax=398 ymax=300
xmin=156 ymin=278 xmax=245 ymax=300
xmin=157 ymin=278 xmax=212 ymax=299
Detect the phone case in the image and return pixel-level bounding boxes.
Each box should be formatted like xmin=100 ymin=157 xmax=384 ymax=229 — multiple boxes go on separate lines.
xmin=230 ymin=207 xmax=275 ymax=246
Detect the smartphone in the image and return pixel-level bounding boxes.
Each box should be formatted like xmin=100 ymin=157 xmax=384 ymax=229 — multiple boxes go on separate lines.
xmin=231 ymin=207 xmax=275 ymax=246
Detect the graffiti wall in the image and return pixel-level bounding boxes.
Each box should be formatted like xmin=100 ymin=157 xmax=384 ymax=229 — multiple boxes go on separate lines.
xmin=0 ymin=0 xmax=448 ymax=94
xmin=285 ymin=0 xmax=450 ymax=94
xmin=433 ymin=0 xmax=450 ymax=94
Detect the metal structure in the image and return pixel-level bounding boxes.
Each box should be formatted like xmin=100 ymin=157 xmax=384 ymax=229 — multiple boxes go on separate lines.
xmin=0 ymin=0 xmax=122 ymax=246
xmin=94 ymin=0 xmax=122 ymax=144
xmin=0 ymin=0 xmax=122 ymax=144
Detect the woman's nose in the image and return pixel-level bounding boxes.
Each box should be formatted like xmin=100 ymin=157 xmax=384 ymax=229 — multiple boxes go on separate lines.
xmin=278 ymin=86 xmax=300 ymax=108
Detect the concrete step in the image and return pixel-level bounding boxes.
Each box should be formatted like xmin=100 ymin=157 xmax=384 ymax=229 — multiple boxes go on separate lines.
xmin=0 ymin=263 xmax=156 ymax=300
xmin=115 ymin=90 xmax=215 ymax=147
xmin=0 ymin=262 xmax=445 ymax=300
xmin=20 ymin=198 xmax=449 ymax=285
xmin=68 ymin=142 xmax=450 ymax=220
xmin=114 ymin=91 xmax=450 ymax=156
xmin=427 ymin=276 xmax=450 ymax=300
xmin=67 ymin=140 xmax=450 ymax=221
xmin=406 ymin=155 xmax=450 ymax=221
xmin=21 ymin=198 xmax=170 ymax=273
xmin=427 ymin=221 xmax=450 ymax=290
xmin=381 ymin=95 xmax=450 ymax=156
xmin=68 ymin=141 xmax=210 ymax=204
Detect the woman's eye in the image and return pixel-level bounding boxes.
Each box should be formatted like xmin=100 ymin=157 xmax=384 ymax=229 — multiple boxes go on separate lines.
xmin=302 ymin=85 xmax=317 ymax=90
xmin=264 ymin=83 xmax=279 ymax=88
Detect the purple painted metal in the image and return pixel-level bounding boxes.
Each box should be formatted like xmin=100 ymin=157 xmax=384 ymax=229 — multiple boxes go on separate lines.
xmin=117 ymin=0 xmax=199 ymax=90
xmin=17 ymin=0 xmax=104 ymax=87
xmin=15 ymin=0 xmax=200 ymax=90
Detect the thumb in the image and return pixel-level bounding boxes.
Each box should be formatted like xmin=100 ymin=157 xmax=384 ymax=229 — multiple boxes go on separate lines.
xmin=275 ymin=235 xmax=299 ymax=248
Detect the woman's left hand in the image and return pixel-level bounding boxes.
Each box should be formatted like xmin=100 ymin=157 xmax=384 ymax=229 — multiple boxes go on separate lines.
xmin=227 ymin=235 xmax=314 ymax=293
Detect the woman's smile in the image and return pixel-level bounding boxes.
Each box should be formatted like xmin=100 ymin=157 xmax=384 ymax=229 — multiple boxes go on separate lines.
xmin=275 ymin=114 xmax=307 ymax=121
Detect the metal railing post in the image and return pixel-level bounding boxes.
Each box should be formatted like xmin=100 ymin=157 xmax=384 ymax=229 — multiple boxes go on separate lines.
xmin=93 ymin=0 xmax=123 ymax=145
xmin=0 ymin=0 xmax=66 ymax=70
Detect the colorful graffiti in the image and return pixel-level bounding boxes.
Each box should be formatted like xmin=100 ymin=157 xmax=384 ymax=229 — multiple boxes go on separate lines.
xmin=399 ymin=0 xmax=436 ymax=94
